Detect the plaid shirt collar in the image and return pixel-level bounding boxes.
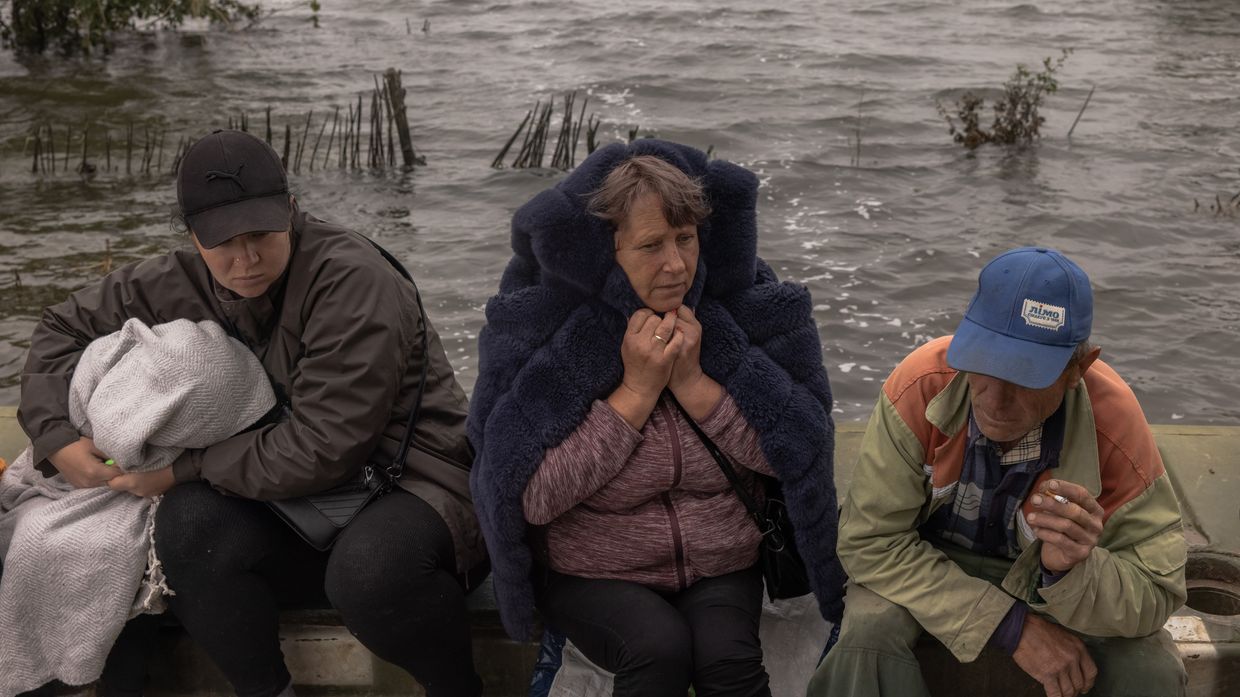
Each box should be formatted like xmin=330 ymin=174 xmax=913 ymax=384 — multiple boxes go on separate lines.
xmin=967 ymin=401 xmax=1067 ymax=472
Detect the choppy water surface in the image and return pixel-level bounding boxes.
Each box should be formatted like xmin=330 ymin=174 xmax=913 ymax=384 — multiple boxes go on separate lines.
xmin=1 ymin=0 xmax=1237 ymax=424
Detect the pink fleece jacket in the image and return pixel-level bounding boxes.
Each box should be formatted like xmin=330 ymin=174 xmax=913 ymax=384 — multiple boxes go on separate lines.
xmin=522 ymin=392 xmax=774 ymax=591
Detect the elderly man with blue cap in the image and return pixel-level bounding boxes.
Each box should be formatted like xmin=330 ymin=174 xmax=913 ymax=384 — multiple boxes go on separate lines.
xmin=808 ymin=247 xmax=1187 ymax=697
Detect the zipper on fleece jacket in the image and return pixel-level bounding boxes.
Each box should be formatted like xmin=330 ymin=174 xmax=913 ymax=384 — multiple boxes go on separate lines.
xmin=658 ymin=399 xmax=689 ymax=590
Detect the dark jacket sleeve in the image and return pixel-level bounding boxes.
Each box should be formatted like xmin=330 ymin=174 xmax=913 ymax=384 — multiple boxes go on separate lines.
xmin=19 ymin=253 xmax=212 ymax=470
xmin=174 ymin=261 xmax=415 ymax=499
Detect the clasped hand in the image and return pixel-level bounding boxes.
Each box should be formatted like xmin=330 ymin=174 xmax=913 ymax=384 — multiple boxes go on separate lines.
xmin=619 ymin=306 xmax=704 ymax=398
xmin=48 ymin=436 xmax=175 ymax=498
xmin=610 ymin=306 xmax=718 ymax=428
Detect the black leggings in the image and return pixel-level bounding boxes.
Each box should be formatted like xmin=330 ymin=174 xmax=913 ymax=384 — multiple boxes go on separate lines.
xmin=154 ymin=482 xmax=481 ymax=697
xmin=538 ymin=566 xmax=771 ymax=697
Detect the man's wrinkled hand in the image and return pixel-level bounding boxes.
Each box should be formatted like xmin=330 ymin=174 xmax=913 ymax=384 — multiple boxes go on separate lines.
xmin=47 ymin=437 xmax=119 ymax=489
xmin=107 ymin=467 xmax=176 ymax=498
xmin=1013 ymin=613 xmax=1097 ymax=697
xmin=1027 ymin=479 xmax=1105 ymax=573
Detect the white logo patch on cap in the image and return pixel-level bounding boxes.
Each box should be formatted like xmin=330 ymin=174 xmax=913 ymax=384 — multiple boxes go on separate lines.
xmin=1022 ymin=299 xmax=1066 ymax=331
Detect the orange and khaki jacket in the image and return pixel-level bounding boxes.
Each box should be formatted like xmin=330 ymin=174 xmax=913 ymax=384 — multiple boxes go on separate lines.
xmin=838 ymin=336 xmax=1187 ymax=662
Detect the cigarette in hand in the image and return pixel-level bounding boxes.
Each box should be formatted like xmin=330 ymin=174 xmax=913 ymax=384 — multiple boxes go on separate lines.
xmin=1042 ymin=489 xmax=1068 ymax=505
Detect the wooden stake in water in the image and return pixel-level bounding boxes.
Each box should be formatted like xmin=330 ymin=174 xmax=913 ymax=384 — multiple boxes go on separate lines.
xmin=493 ymin=108 xmax=533 ymax=168
xmin=78 ymin=126 xmax=90 ymax=175
xmin=311 ymin=115 xmax=328 ymax=172
xmin=354 ymin=94 xmax=362 ymax=169
xmin=852 ymin=88 xmax=864 ymax=167
xmin=570 ymin=95 xmax=588 ymax=168
xmin=369 ymin=89 xmax=381 ymax=168
xmin=384 ymin=84 xmax=395 ymax=165
xmin=342 ymin=103 xmax=352 ymax=169
xmin=142 ymin=125 xmax=152 ymax=174
xmin=324 ymin=106 xmax=339 ymax=170
xmin=295 ymin=110 xmax=313 ymax=173
xmin=46 ymin=123 xmax=55 ymax=174
xmin=586 ymin=114 xmax=600 ymax=154
xmin=384 ymin=68 xmax=418 ymax=168
xmin=170 ymin=137 xmax=184 ymax=175
xmin=156 ymin=129 xmax=166 ymax=173
xmin=1066 ymin=84 xmax=1096 ymax=140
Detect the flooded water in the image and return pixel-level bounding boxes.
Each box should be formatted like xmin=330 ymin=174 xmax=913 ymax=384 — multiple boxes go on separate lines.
xmin=1 ymin=0 xmax=1237 ymax=424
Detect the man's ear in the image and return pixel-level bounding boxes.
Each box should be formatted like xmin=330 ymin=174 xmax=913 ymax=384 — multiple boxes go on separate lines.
xmin=1068 ymin=346 xmax=1103 ymax=388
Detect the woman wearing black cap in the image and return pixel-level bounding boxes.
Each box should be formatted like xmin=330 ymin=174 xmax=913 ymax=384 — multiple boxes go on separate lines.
xmin=18 ymin=129 xmax=486 ymax=697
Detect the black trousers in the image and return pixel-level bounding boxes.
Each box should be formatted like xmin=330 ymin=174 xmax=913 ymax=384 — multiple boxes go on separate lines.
xmin=154 ymin=482 xmax=482 ymax=697
xmin=538 ymin=565 xmax=771 ymax=697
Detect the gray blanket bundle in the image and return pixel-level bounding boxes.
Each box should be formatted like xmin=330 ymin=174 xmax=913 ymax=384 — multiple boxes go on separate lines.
xmin=0 ymin=318 xmax=275 ymax=696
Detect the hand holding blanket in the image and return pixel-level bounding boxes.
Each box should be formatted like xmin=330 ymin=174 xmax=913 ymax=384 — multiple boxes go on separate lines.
xmin=0 ymin=318 xmax=275 ymax=696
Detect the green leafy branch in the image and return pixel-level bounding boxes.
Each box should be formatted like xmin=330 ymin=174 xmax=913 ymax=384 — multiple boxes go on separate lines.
xmin=937 ymin=49 xmax=1072 ymax=149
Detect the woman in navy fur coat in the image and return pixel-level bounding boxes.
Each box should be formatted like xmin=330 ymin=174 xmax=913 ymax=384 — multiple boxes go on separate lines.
xmin=469 ymin=140 xmax=845 ymax=697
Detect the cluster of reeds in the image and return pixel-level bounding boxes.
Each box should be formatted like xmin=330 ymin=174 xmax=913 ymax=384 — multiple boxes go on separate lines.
xmin=19 ymin=68 xmax=420 ymax=180
xmin=25 ymin=120 xmax=171 ymax=176
xmin=492 ymin=91 xmax=601 ymax=170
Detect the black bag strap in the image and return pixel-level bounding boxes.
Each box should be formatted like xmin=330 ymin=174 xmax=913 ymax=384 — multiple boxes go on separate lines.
xmin=367 ymin=238 xmax=431 ymax=484
xmin=666 ymin=393 xmax=771 ymax=534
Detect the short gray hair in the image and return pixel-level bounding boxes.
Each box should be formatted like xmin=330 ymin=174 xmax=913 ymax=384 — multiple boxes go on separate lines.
xmin=1070 ymin=340 xmax=1096 ymax=364
xmin=586 ymin=155 xmax=711 ymax=228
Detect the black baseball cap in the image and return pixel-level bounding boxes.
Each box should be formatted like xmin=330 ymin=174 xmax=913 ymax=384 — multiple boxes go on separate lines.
xmin=177 ymin=129 xmax=291 ymax=249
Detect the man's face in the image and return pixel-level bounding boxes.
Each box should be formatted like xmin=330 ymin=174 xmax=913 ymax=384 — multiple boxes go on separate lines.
xmin=966 ymin=365 xmax=1080 ymax=446
xmin=192 ymin=228 xmax=292 ymax=298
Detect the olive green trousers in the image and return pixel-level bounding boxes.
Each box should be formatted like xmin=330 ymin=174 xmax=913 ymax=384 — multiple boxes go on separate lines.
xmin=806 ymin=543 xmax=1187 ymax=697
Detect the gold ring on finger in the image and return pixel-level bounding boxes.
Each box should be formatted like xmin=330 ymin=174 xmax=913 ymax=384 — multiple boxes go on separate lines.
xmin=652 ymin=334 xmax=668 ymax=344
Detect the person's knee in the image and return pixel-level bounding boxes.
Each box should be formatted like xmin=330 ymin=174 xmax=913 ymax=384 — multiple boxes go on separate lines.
xmin=155 ymin=482 xmax=244 ymax=565
xmin=324 ymin=526 xmax=441 ymax=616
xmin=1090 ymin=632 xmax=1186 ymax=697
xmin=833 ymin=584 xmax=923 ymax=656
xmin=691 ymin=630 xmax=767 ymax=695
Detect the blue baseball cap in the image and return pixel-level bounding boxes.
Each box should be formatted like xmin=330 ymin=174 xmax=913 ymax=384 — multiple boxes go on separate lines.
xmin=947 ymin=247 xmax=1093 ymax=389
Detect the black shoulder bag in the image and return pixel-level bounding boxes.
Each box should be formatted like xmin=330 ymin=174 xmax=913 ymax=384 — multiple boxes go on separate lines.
xmin=669 ymin=395 xmax=812 ymax=601
xmin=266 ymin=240 xmax=430 ymax=551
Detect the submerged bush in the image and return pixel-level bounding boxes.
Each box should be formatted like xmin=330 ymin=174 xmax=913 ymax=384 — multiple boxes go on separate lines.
xmin=0 ymin=0 xmax=261 ymax=55
xmin=938 ymin=49 xmax=1072 ymax=149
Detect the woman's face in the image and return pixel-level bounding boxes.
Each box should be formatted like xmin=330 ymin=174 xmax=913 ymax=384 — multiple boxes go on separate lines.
xmin=192 ymin=229 xmax=292 ymax=298
xmin=613 ymin=192 xmax=699 ymax=313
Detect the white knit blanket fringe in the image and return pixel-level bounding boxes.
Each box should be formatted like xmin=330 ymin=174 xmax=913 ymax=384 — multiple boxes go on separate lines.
xmin=0 ymin=318 xmax=275 ymax=696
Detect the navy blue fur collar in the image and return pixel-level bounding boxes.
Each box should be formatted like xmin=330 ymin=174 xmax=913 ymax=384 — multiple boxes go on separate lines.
xmin=469 ymin=139 xmax=844 ymax=639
